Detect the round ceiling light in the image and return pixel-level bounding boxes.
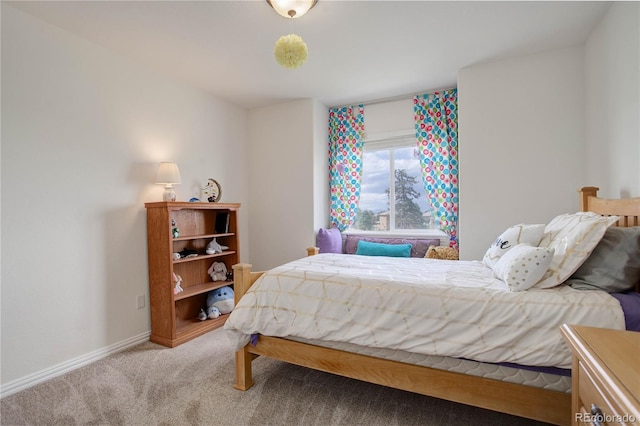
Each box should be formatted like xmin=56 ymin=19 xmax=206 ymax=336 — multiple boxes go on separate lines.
xmin=267 ymin=0 xmax=318 ymax=18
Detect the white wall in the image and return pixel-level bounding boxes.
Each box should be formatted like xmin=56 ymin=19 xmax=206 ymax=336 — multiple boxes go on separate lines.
xmin=1 ymin=5 xmax=249 ymax=391
xmin=458 ymin=46 xmax=586 ymax=261
xmin=458 ymin=3 xmax=639 ymax=261
xmin=247 ymin=99 xmax=317 ymax=271
xmin=585 ymin=1 xmax=640 ymax=198
xmin=313 ymin=100 xmax=330 ymax=232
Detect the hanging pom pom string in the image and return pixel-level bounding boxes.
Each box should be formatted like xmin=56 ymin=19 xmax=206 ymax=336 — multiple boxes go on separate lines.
xmin=274 ymin=33 xmax=308 ymax=69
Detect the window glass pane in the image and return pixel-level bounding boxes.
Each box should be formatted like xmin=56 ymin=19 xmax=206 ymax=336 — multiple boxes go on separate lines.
xmin=394 ymin=147 xmax=430 ymax=230
xmin=353 ymin=149 xmax=389 ymax=231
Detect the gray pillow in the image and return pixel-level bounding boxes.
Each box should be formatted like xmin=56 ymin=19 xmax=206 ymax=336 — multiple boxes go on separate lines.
xmin=566 ymin=226 xmax=640 ymax=292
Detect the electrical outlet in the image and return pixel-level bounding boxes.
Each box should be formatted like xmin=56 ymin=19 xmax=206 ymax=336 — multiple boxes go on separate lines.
xmin=136 ymin=295 xmax=145 ymax=309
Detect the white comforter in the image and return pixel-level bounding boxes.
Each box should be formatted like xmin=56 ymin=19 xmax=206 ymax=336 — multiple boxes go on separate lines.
xmin=224 ymin=254 xmax=625 ymax=368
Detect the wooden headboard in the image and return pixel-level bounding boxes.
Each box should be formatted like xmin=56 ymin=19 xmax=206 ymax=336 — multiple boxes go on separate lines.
xmin=578 ymin=186 xmax=640 ymax=227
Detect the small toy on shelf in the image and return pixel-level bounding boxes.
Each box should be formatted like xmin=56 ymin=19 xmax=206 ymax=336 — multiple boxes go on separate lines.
xmin=206 ymin=286 xmax=234 ymax=314
xmin=171 ymin=219 xmax=179 ymax=238
xmin=197 ymin=305 xmax=220 ymax=321
xmin=206 ymin=305 xmax=220 ymax=319
xmin=206 ymin=238 xmax=228 ymax=254
xmin=197 ymin=308 xmax=207 ymax=321
xmin=178 ymin=248 xmax=198 ymax=258
xmin=207 ymin=262 xmax=228 ymax=282
xmin=173 ymin=272 xmax=184 ymax=295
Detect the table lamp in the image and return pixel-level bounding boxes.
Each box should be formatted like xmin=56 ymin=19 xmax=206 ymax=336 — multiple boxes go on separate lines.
xmin=156 ymin=162 xmax=181 ymax=201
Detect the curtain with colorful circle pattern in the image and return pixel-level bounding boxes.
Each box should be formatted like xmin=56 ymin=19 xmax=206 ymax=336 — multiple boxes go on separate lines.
xmin=328 ymin=105 xmax=365 ymax=231
xmin=413 ymin=89 xmax=459 ymax=249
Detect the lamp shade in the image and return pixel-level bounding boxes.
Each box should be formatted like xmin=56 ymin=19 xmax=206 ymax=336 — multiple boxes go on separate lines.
xmin=156 ymin=162 xmax=182 ymax=185
xmin=267 ymin=0 xmax=317 ymax=18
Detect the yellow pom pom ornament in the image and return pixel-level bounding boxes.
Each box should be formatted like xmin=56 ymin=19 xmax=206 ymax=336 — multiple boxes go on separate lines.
xmin=274 ymin=34 xmax=308 ymax=69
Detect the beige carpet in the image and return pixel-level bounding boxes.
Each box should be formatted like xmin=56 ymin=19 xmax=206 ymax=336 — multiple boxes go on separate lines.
xmin=1 ymin=328 xmax=550 ymax=425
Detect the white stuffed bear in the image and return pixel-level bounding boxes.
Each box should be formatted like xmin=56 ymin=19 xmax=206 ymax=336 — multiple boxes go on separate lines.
xmin=207 ymin=262 xmax=228 ymax=281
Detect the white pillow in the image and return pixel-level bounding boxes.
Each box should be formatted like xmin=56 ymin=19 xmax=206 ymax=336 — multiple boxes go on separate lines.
xmin=483 ymin=224 xmax=546 ymax=269
xmin=493 ymin=244 xmax=555 ymax=292
xmin=534 ymin=212 xmax=619 ymax=289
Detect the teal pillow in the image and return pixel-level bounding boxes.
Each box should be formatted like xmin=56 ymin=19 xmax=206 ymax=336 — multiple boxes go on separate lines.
xmin=355 ymin=240 xmax=412 ymax=258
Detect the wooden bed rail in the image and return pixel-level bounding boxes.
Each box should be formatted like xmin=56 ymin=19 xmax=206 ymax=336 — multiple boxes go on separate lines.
xmin=579 ymin=186 xmax=640 ymax=226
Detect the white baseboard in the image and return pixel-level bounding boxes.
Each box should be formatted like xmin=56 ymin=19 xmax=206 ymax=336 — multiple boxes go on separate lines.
xmin=0 ymin=331 xmax=151 ymax=399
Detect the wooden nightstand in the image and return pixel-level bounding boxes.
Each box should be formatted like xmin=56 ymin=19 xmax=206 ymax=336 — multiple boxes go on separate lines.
xmin=561 ymin=324 xmax=640 ymax=426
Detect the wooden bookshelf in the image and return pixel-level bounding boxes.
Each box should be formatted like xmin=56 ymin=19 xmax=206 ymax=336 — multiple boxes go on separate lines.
xmin=144 ymin=201 xmax=240 ymax=347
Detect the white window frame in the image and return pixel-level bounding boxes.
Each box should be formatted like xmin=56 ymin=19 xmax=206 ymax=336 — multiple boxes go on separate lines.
xmin=346 ymin=131 xmax=447 ymax=243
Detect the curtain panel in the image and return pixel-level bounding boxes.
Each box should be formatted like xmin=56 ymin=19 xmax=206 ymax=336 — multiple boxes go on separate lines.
xmin=328 ymin=105 xmax=365 ymax=231
xmin=413 ymin=89 xmax=459 ymax=249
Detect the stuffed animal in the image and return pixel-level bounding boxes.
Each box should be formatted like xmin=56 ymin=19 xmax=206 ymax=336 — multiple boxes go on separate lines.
xmin=425 ymin=245 xmax=459 ymax=260
xmin=206 ymin=238 xmax=229 ymax=255
xmin=197 ymin=308 xmax=207 ymax=321
xmin=173 ymin=272 xmax=184 ymax=295
xmin=207 ymin=262 xmax=228 ymax=281
xmin=206 ymin=286 xmax=234 ymax=314
xmin=197 ymin=305 xmax=220 ymax=321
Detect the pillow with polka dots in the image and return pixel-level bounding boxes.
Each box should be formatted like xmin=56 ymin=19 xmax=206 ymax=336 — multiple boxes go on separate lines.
xmin=493 ymin=244 xmax=555 ymax=292
xmin=483 ymin=224 xmax=546 ymax=269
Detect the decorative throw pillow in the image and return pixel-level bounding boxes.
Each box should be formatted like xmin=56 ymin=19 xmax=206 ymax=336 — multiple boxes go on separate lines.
xmin=316 ymin=227 xmax=342 ymax=254
xmin=425 ymin=245 xmax=459 ymax=260
xmin=355 ymin=240 xmax=412 ymax=258
xmin=343 ymin=235 xmax=439 ymax=257
xmin=493 ymin=244 xmax=555 ymax=292
xmin=534 ymin=212 xmax=619 ymax=289
xmin=566 ymin=226 xmax=640 ymax=293
xmin=483 ymin=224 xmax=546 ymax=269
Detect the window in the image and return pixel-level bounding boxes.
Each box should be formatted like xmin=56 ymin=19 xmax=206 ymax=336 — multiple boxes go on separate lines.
xmin=349 ymin=134 xmax=436 ymax=232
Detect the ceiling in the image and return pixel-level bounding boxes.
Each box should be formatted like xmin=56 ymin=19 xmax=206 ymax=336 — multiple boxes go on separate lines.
xmin=8 ymin=1 xmax=611 ymax=109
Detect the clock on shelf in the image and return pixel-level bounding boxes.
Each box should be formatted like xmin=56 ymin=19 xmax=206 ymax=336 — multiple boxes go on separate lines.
xmin=201 ymin=178 xmax=222 ymax=203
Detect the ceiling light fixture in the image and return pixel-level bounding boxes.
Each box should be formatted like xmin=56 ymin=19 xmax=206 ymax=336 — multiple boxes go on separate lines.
xmin=267 ymin=0 xmax=317 ymax=19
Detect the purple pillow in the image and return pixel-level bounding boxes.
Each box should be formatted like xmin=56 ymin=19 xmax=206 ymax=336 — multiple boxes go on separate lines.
xmin=344 ymin=235 xmax=439 ymax=257
xmin=316 ymin=228 xmax=342 ymax=254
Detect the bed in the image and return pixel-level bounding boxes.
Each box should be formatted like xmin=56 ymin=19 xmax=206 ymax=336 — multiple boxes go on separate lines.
xmin=225 ymin=187 xmax=640 ymax=426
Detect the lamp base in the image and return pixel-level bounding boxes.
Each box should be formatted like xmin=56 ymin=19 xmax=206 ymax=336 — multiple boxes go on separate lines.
xmin=163 ymin=187 xmax=176 ymax=202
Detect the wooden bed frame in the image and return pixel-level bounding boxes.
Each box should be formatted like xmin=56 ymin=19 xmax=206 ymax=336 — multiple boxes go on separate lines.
xmin=231 ymin=187 xmax=640 ymax=426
